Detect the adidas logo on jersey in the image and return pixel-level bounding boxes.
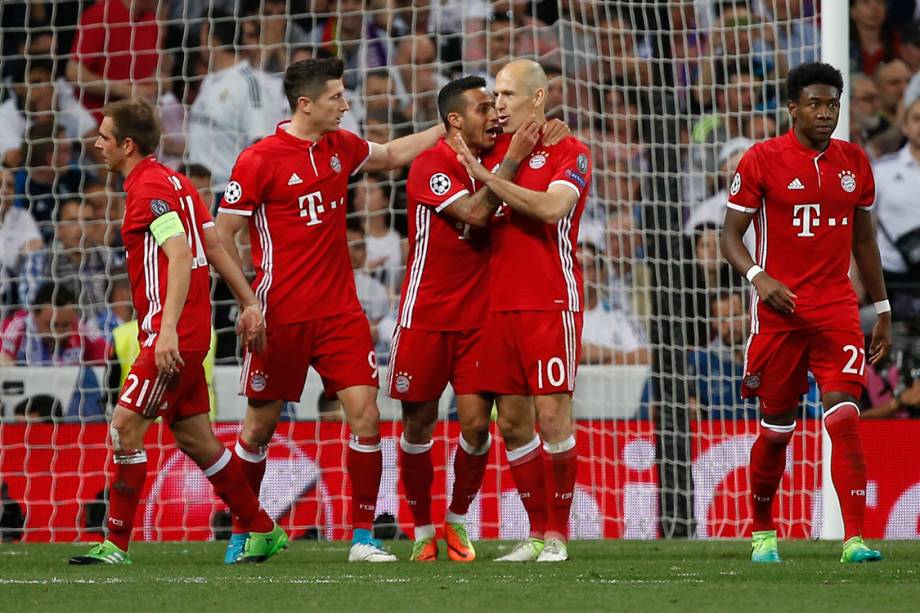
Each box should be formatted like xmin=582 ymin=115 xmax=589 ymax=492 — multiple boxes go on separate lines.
xmin=787 ymin=178 xmax=805 ymax=190
xmin=288 ymin=173 xmax=303 ymax=186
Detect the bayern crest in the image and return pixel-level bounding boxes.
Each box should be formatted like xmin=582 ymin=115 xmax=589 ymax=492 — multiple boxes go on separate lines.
xmin=395 ymin=372 xmax=411 ymax=394
xmin=529 ymin=152 xmax=548 ymax=169
xmin=330 ymin=155 xmax=342 ymax=173
xmin=250 ymin=370 xmax=267 ymax=392
xmin=839 ymin=170 xmax=856 ymax=193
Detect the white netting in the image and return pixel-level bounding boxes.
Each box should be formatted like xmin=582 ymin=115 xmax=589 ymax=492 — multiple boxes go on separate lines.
xmin=0 ymin=1 xmax=918 ymax=544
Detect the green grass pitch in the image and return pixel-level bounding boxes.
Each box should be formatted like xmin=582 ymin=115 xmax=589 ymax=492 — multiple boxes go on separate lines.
xmin=1 ymin=540 xmax=918 ymax=612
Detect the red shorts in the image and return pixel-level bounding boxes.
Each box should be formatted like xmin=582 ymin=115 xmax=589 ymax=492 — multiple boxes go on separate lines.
xmin=116 ymin=349 xmax=209 ymax=425
xmin=477 ymin=310 xmax=582 ymax=396
xmin=742 ymin=322 xmax=868 ymax=413
xmin=241 ymin=309 xmax=379 ymax=401
xmin=387 ymin=325 xmax=483 ymax=402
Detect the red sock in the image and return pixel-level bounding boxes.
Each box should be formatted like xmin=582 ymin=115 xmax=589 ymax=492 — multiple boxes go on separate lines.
xmin=398 ymin=434 xmax=434 ymax=528
xmin=543 ymin=436 xmax=578 ymax=541
xmin=824 ymin=402 xmax=867 ymax=540
xmin=201 ymin=449 xmax=273 ymax=533
xmin=506 ymin=436 xmax=547 ymax=538
xmin=749 ymin=420 xmax=795 ymax=533
xmin=106 ymin=450 xmax=147 ymax=552
xmin=448 ymin=433 xmax=491 ymax=516
xmin=232 ymin=437 xmax=267 ymax=534
xmin=347 ymin=434 xmax=382 ymax=531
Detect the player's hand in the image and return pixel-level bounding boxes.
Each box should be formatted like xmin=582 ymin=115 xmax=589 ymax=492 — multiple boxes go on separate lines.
xmin=454 ymin=134 xmax=493 ymax=183
xmin=237 ymin=303 xmax=267 ymax=353
xmin=541 ymin=117 xmax=571 ymax=146
xmin=752 ymin=273 xmax=797 ymax=314
xmin=506 ymin=114 xmax=540 ymax=162
xmin=154 ymin=326 xmax=185 ymax=375
xmin=868 ymin=312 xmax=892 ymax=365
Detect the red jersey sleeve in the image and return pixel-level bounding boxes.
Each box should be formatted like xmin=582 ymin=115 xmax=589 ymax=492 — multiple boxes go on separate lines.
xmin=126 ymin=179 xmax=183 ymax=231
xmin=219 ymin=148 xmax=269 ymax=217
xmin=855 ymin=146 xmax=876 ymax=210
xmin=407 ymin=152 xmax=472 ymax=213
xmin=338 ymin=129 xmax=372 ymax=177
xmin=548 ymin=138 xmax=592 ymax=199
xmin=727 ymin=145 xmax=765 ymax=213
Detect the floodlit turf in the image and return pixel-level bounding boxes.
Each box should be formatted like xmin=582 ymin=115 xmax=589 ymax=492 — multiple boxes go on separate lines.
xmin=1 ymin=540 xmax=918 ymax=612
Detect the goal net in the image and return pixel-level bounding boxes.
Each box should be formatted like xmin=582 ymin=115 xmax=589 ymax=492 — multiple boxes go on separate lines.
xmin=0 ymin=1 xmax=916 ymax=544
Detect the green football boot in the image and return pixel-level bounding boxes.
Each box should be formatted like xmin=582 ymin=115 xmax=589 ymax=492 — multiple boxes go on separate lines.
xmin=239 ymin=523 xmax=289 ymax=563
xmin=69 ymin=540 xmax=132 ymax=565
xmin=840 ymin=536 xmax=883 ymax=563
xmin=751 ymin=530 xmax=782 ymax=563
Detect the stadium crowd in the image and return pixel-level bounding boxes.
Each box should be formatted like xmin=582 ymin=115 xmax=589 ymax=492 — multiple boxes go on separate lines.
xmin=0 ymin=0 xmax=918 ymax=423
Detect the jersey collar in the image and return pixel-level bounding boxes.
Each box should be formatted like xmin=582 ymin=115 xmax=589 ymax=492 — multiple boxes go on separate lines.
xmin=783 ymin=128 xmax=837 ymax=159
xmin=275 ymin=120 xmax=324 ymax=149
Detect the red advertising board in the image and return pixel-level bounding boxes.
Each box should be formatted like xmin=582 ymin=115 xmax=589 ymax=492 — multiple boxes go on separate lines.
xmin=1 ymin=420 xmax=917 ymax=542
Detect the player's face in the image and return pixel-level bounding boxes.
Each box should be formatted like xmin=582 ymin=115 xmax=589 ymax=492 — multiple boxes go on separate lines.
xmin=459 ymin=88 xmax=500 ymax=151
xmin=306 ymin=78 xmax=350 ymax=134
xmin=902 ymin=100 xmax=920 ymax=149
xmin=494 ymin=69 xmax=542 ymax=134
xmin=95 ymin=117 xmax=127 ymax=173
xmin=789 ymin=84 xmax=840 ymax=142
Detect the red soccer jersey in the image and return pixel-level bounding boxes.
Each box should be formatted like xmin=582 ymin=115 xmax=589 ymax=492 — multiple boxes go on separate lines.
xmin=485 ymin=135 xmax=592 ymax=312
xmin=219 ymin=122 xmax=372 ymax=326
xmin=399 ymin=138 xmax=490 ymax=331
xmin=70 ymin=0 xmax=160 ymax=120
xmin=729 ymin=130 xmax=875 ymax=333
xmin=122 ymin=157 xmax=213 ymax=352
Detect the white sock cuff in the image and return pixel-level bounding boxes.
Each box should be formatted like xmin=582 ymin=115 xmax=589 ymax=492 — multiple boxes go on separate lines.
xmin=760 ymin=419 xmax=797 ymax=434
xmin=349 ymin=437 xmax=382 ymax=453
xmin=823 ymin=401 xmax=860 ymax=420
xmin=458 ymin=432 xmax=492 ymax=456
xmin=506 ymin=435 xmax=541 ymax=463
xmin=202 ymin=449 xmax=232 ymax=477
xmin=543 ymin=435 xmax=576 ymax=455
xmin=113 ymin=450 xmax=147 ymax=465
xmin=399 ymin=433 xmax=433 ymax=455
xmin=235 ymin=441 xmax=267 ymax=463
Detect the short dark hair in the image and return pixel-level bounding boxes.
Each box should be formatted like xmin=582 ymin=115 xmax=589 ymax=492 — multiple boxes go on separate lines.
xmin=437 ymin=75 xmax=487 ymax=130
xmin=32 ymin=282 xmax=75 ymax=310
xmin=183 ymin=163 xmax=212 ymax=180
xmin=786 ymin=62 xmax=844 ymax=103
xmin=209 ymin=9 xmax=240 ymax=48
xmin=102 ymin=97 xmax=161 ymax=156
xmin=283 ymin=57 xmax=345 ymax=111
xmin=21 ymin=121 xmax=66 ymax=166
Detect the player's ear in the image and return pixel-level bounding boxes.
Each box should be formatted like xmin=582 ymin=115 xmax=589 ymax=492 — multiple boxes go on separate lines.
xmin=297 ymin=95 xmax=313 ymax=115
xmin=447 ymin=111 xmax=463 ymax=131
xmin=533 ymin=87 xmax=545 ymax=109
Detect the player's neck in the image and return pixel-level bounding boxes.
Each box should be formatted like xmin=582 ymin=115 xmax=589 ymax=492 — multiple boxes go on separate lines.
xmin=792 ymin=125 xmax=830 ymax=153
xmin=287 ymin=116 xmax=326 ymax=143
xmin=120 ymin=155 xmax=145 ymax=179
xmin=447 ymin=131 xmax=480 ymax=157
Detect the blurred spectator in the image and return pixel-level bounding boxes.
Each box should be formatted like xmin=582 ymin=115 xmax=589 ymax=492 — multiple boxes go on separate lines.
xmin=0 ymin=282 xmax=105 ymax=366
xmin=871 ymin=96 xmax=920 ymax=314
xmin=594 ymin=10 xmax=653 ymax=87
xmin=850 ymin=72 xmax=888 ymax=153
xmin=688 ymin=290 xmax=757 ymax=419
xmin=309 ymin=0 xmax=393 ymax=91
xmin=23 ymin=199 xmax=108 ymax=320
xmin=94 ymin=274 xmax=133 ymax=343
xmin=742 ymin=112 xmax=785 ymax=141
xmin=464 ymin=1 xmax=559 ymax=73
xmin=605 ymin=211 xmax=651 ymax=327
xmin=766 ymin=0 xmax=818 ymax=69
xmin=13 ymin=394 xmax=63 ymax=423
xmin=577 ymin=242 xmax=649 ymax=366
xmin=686 ymin=138 xmax=756 ymax=255
xmin=602 ymin=87 xmax=646 ymax=173
xmin=183 ymin=163 xmax=216 ymax=213
xmin=0 ymin=59 xmax=98 ymax=168
xmin=15 ymin=122 xmax=83 ymax=243
xmin=861 ymin=358 xmax=920 ymax=418
xmin=347 ymin=222 xmax=389 ymax=343
xmin=898 ymin=20 xmax=920 ymax=73
xmin=685 ymin=67 xmax=761 ymax=203
xmin=66 ymin=0 xmax=161 ymax=123
xmin=0 ymin=480 xmax=25 ymax=542
xmin=350 ymin=174 xmax=406 ymax=299
xmin=849 ymin=0 xmax=900 ymax=77
xmin=186 ymin=9 xmax=288 ymax=194
xmin=875 ymin=59 xmax=911 ymax=127
xmin=686 ymin=223 xmax=737 ymax=348
xmin=0 ymin=166 xmax=42 ymax=311
xmin=392 ymin=34 xmax=444 ymax=126
xmin=544 ymin=65 xmax=566 ymax=121
xmin=251 ymin=0 xmax=312 ymax=74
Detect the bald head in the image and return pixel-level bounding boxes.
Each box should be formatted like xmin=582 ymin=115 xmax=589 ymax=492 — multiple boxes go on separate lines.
xmin=498 ymin=59 xmax=548 ymax=96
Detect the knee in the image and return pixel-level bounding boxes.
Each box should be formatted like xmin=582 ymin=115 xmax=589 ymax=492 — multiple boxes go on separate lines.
xmin=460 ymin=415 xmax=490 ymax=448
xmin=348 ymin=401 xmax=380 ymax=437
xmin=497 ymin=414 xmax=530 ymax=449
xmin=402 ymin=413 xmax=434 ymax=444
xmin=536 ymin=406 xmax=571 ymax=442
xmin=109 ymin=416 xmax=143 ymax=453
xmin=242 ymin=401 xmax=282 ymax=446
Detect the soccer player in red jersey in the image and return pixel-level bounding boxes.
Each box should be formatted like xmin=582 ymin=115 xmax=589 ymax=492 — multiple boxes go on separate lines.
xmin=721 ymin=63 xmax=889 ymax=564
xmin=391 ymin=75 xmax=547 ymax=562
xmin=215 ymin=58 xmax=444 ymax=563
xmin=70 ymin=98 xmax=287 ymax=565
xmin=456 ymin=60 xmax=592 ymax=562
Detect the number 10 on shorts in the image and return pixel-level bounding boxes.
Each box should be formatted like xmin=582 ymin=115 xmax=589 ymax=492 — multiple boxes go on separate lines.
xmin=537 ymin=357 xmax=567 ymax=390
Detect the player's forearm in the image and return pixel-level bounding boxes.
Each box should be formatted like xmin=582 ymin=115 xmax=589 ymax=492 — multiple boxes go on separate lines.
xmin=852 ymin=240 xmax=889 ymax=303
xmin=720 ymin=211 xmax=757 ymax=277
xmin=68 ymin=61 xmax=125 ymax=98
xmin=215 ymin=218 xmax=245 ymax=270
xmin=371 ymin=125 xmax=445 ymax=171
xmin=161 ymin=251 xmax=192 ymax=329
xmin=483 ymin=155 xmax=522 ymax=208
xmin=482 ymin=175 xmax=570 ymax=223
xmin=207 ymin=241 xmax=259 ymax=308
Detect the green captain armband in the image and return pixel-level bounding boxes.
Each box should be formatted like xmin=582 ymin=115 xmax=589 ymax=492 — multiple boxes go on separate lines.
xmin=150 ymin=211 xmax=186 ymax=246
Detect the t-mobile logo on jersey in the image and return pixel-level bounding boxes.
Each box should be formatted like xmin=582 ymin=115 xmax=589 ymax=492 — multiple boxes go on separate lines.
xmin=298 ymin=191 xmax=344 ymax=226
xmin=792 ymin=203 xmax=821 ymax=237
